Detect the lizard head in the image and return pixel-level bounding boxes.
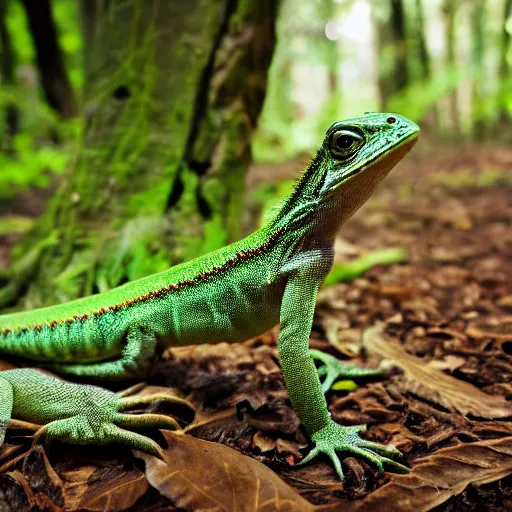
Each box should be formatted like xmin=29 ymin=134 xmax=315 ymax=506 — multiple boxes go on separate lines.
xmin=319 ymin=112 xmax=419 ymax=200
xmin=308 ymin=112 xmax=420 ymax=233
xmin=270 ymin=113 xmax=419 ymax=235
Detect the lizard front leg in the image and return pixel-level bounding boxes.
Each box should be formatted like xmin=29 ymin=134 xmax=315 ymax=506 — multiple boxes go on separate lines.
xmin=277 ymin=258 xmax=409 ymax=480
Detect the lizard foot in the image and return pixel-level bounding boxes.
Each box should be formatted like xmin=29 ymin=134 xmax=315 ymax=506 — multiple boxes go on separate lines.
xmin=32 ymin=389 xmax=184 ymax=457
xmin=299 ymin=421 xmax=409 ymax=480
xmin=310 ymin=349 xmax=388 ymax=393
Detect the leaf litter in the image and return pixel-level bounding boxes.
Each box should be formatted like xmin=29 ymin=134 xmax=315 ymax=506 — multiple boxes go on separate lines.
xmin=0 ymin=144 xmax=512 ymax=510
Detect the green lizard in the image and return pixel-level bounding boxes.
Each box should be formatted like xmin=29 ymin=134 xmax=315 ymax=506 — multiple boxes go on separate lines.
xmin=0 ymin=113 xmax=419 ymax=480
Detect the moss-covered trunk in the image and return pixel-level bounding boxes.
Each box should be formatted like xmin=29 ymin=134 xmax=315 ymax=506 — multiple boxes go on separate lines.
xmin=10 ymin=0 xmax=278 ymax=307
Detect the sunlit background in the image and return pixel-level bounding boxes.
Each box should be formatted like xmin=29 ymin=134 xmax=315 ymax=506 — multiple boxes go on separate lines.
xmin=255 ymin=0 xmax=512 ymax=158
xmin=0 ymin=0 xmax=510 ymax=199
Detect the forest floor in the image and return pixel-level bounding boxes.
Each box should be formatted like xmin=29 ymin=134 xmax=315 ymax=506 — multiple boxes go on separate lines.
xmin=0 ymin=142 xmax=511 ymax=511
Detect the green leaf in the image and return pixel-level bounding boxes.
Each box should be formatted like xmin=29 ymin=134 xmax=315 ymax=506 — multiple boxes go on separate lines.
xmin=323 ymin=247 xmax=408 ymax=287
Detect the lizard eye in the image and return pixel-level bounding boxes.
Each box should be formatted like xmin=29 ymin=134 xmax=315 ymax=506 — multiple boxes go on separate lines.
xmin=329 ymin=129 xmax=364 ymax=159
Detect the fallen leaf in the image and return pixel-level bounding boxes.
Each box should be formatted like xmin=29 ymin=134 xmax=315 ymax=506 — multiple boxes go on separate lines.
xmin=136 ymin=430 xmax=313 ymax=511
xmin=237 ymin=396 xmax=300 ymax=434
xmin=252 ymin=431 xmax=277 ymax=453
xmin=427 ymin=355 xmax=465 ymax=372
xmin=364 ymin=326 xmax=512 ymax=418
xmin=320 ymin=437 xmax=512 ymax=512
xmin=0 ymin=359 xmax=17 ymax=371
xmin=22 ymin=446 xmax=65 ymax=508
xmin=0 ymin=471 xmax=37 ymax=512
xmin=62 ymin=463 xmax=149 ymax=511
xmin=497 ymin=295 xmax=512 ymax=310
xmin=466 ymin=316 xmax=512 ymax=341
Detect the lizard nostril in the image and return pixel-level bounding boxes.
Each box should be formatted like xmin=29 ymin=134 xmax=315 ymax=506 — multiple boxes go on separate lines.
xmin=387 ymin=116 xmax=396 ymax=124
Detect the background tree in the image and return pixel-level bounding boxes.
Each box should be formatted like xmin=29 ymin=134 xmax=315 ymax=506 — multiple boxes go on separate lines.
xmin=472 ymin=1 xmax=487 ymax=139
xmin=499 ymin=0 xmax=512 ymax=123
xmin=0 ymin=0 xmax=18 ymax=139
xmin=7 ymin=0 xmax=278 ymax=307
xmin=20 ymin=0 xmax=77 ymax=118
xmin=374 ymin=0 xmax=409 ymax=111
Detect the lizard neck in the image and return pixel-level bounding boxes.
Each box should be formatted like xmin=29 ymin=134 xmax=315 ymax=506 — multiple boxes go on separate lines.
xmin=267 ymin=137 xmax=413 ymax=249
xmin=265 ymin=151 xmax=356 ymax=250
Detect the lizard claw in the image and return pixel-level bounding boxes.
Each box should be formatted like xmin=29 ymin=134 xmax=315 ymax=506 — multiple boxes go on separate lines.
xmin=301 ymin=420 xmax=409 ymax=481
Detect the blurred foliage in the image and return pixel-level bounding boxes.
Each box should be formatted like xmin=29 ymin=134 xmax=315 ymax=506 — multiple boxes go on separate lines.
xmin=1 ymin=0 xmax=81 ymax=199
xmin=255 ymin=179 xmax=295 ymax=226
xmin=430 ymin=167 xmax=512 ymax=189
xmin=0 ymin=0 xmax=511 ymax=216
xmin=0 ymin=215 xmax=33 ymax=234
xmin=95 ymin=217 xmax=171 ymax=293
xmin=0 ymin=131 xmax=72 ymax=198
xmin=255 ymin=0 xmax=512 ymax=160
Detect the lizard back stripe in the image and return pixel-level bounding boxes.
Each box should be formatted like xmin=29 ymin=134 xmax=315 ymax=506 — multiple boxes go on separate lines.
xmin=2 ymin=228 xmax=285 ymax=337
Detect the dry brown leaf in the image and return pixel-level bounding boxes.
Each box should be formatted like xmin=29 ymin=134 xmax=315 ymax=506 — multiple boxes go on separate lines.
xmin=364 ymin=326 xmax=512 ymax=418
xmin=426 ymin=354 xmax=466 ymax=372
xmin=22 ymin=446 xmax=65 ymax=508
xmin=0 ymin=359 xmax=17 ymax=371
xmin=0 ymin=470 xmax=38 ymax=511
xmin=62 ymin=464 xmax=148 ymax=511
xmin=136 ymin=430 xmax=314 ymax=512
xmin=320 ymin=437 xmax=512 ymax=512
xmin=466 ymin=316 xmax=512 ymax=341
xmin=497 ymin=295 xmax=512 ymax=310
xmin=252 ymin=431 xmax=277 ymax=453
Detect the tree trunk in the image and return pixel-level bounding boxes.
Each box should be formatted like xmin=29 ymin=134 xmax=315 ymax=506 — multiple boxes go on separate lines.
xmin=471 ymin=1 xmax=486 ymax=139
xmin=0 ymin=0 xmax=19 ymax=139
xmin=443 ymin=0 xmax=459 ymax=137
xmin=373 ymin=3 xmax=395 ymax=110
xmin=318 ymin=0 xmax=338 ymax=96
xmin=12 ymin=0 xmax=278 ymax=308
xmin=374 ymin=0 xmax=408 ymax=110
xmin=499 ymin=0 xmax=512 ymax=124
xmin=390 ymin=0 xmax=408 ymax=92
xmin=415 ymin=0 xmax=438 ymax=131
xmin=20 ymin=0 xmax=78 ymax=118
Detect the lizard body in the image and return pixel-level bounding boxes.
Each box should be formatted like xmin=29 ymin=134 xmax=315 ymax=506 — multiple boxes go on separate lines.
xmin=0 ymin=113 xmax=419 ymax=479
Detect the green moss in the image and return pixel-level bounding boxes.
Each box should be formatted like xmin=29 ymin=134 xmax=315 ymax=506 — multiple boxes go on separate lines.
xmin=4 ymin=0 xmax=277 ymax=309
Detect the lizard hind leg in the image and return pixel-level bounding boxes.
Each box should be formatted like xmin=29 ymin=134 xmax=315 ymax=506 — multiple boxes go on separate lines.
xmin=0 ymin=376 xmax=14 ymax=446
xmin=48 ymin=324 xmax=158 ymax=380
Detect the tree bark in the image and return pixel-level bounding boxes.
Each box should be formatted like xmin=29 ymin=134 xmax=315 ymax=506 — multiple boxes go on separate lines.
xmin=373 ymin=3 xmax=395 ymax=110
xmin=0 ymin=0 xmax=19 ymax=138
xmin=318 ymin=0 xmax=338 ymax=95
xmin=390 ymin=0 xmax=408 ymax=92
xmin=20 ymin=0 xmax=78 ymax=118
xmin=499 ymin=0 xmax=512 ymax=123
xmin=471 ymin=1 xmax=486 ymax=139
xmin=11 ymin=0 xmax=278 ymax=307
xmin=443 ymin=0 xmax=459 ymax=137
xmin=414 ymin=0 xmax=437 ymax=130
xmin=374 ymin=0 xmax=408 ymax=110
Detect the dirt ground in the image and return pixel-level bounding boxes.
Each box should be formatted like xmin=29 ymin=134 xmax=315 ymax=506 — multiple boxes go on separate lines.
xmin=0 ymin=142 xmax=511 ymax=511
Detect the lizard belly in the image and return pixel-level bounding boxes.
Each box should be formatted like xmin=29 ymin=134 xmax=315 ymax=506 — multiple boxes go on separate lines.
xmin=154 ymin=271 xmax=283 ymax=346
